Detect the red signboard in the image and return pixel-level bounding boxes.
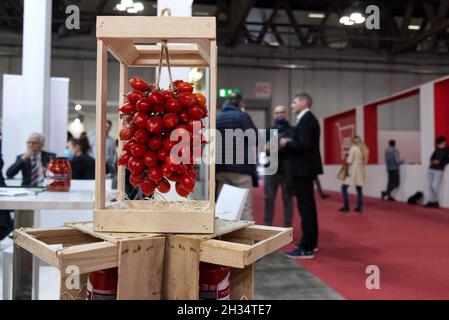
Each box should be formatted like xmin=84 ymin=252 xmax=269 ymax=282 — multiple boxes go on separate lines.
xmin=324 ymin=110 xmax=356 ymax=164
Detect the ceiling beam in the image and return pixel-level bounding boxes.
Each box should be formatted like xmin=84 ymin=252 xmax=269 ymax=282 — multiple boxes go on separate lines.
xmin=281 ymin=0 xmax=306 ymax=46
xmin=400 ymin=0 xmax=415 ymax=37
xmin=256 ymin=1 xmax=280 ymax=43
xmin=226 ymin=0 xmax=256 ymax=46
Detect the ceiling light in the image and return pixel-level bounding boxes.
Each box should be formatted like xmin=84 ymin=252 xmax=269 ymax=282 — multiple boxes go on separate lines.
xmin=349 ymin=12 xmax=365 ymax=24
xmin=74 ymin=104 xmax=82 ymax=111
xmin=134 ymin=2 xmax=144 ymax=11
xmin=116 ymin=3 xmax=126 ymax=11
xmin=268 ymin=41 xmax=280 ymax=47
xmin=339 ymin=16 xmax=351 ymax=25
xmin=121 ymin=0 xmax=134 ymax=8
xmin=408 ymin=25 xmax=420 ymax=30
xmin=127 ymin=7 xmax=138 ymax=13
xmin=308 ymin=13 xmax=325 ymax=19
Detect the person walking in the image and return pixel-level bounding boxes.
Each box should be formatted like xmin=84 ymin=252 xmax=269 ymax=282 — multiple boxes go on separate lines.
xmin=263 ymin=105 xmax=294 ymax=228
xmin=280 ymin=93 xmax=323 ymax=259
xmin=339 ymin=136 xmax=369 ymax=213
xmin=381 ymin=140 xmax=402 ymax=201
xmin=424 ymin=136 xmax=449 ymax=208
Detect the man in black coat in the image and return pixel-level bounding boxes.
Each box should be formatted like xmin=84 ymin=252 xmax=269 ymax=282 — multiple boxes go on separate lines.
xmin=280 ymin=93 xmax=323 ymax=259
xmin=6 ymin=132 xmax=56 ymax=186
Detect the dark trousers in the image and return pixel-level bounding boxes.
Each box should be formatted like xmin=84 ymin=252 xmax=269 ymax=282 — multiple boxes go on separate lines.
xmin=341 ymin=184 xmax=363 ymax=209
xmin=293 ymin=175 xmax=318 ymax=251
xmin=264 ymin=173 xmax=293 ymax=227
xmin=386 ymin=170 xmax=400 ymax=197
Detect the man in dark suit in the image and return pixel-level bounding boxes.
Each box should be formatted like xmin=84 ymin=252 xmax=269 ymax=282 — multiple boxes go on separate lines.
xmin=6 ymin=133 xmax=56 ymax=186
xmin=280 ymin=93 xmax=323 ymax=259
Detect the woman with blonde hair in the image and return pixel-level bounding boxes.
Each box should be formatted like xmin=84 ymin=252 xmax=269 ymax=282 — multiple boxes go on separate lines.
xmin=339 ymin=135 xmax=369 ymax=213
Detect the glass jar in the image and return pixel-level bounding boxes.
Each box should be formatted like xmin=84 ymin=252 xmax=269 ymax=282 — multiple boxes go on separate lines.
xmin=45 ymin=157 xmax=72 ymax=192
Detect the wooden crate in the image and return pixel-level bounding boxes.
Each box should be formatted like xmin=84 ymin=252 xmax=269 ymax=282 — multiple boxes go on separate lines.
xmin=13 ymin=219 xmax=293 ymax=300
xmin=94 ymin=16 xmax=217 ymax=233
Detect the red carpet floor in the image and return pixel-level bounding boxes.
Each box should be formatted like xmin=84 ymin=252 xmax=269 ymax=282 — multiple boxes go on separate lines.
xmin=252 ymin=181 xmax=449 ymax=300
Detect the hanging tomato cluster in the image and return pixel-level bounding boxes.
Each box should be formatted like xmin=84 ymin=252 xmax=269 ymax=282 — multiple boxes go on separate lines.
xmin=117 ymin=77 xmax=208 ymax=197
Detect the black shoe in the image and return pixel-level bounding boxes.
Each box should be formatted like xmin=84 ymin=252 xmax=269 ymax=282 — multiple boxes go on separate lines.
xmin=294 ymin=244 xmax=319 ymax=252
xmin=424 ymin=202 xmax=436 ymax=208
xmin=387 ymin=197 xmax=396 ymax=201
xmin=434 ymin=202 xmax=440 ymax=208
xmin=381 ymin=191 xmax=386 ymax=201
xmin=285 ymin=248 xmax=315 ymax=259
xmin=339 ymin=207 xmax=350 ymax=212
xmin=355 ymin=207 xmax=363 ymax=213
xmin=320 ymin=194 xmax=331 ymax=199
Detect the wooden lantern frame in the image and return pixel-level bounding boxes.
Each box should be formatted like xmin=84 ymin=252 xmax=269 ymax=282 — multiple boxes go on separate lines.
xmin=94 ymin=16 xmax=216 ymax=234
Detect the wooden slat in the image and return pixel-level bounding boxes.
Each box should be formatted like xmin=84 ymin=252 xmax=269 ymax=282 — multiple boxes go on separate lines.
xmin=26 ymin=227 xmax=101 ymax=246
xmin=117 ymin=63 xmax=128 ymax=197
xmin=197 ymin=39 xmax=211 ymax=65
xmin=14 ymin=229 xmax=59 ymax=268
xmin=189 ymin=219 xmax=252 ymax=240
xmin=93 ymin=209 xmax=214 ymax=234
xmin=208 ymin=40 xmax=217 ymax=212
xmin=59 ymin=241 xmax=118 ymax=274
xmin=135 ymin=44 xmax=200 ymax=55
xmin=230 ymin=265 xmax=254 ymax=300
xmin=164 ymin=236 xmax=200 ymax=300
xmin=66 ymin=222 xmax=160 ymax=243
xmin=117 ymin=237 xmax=165 ymax=300
xmin=95 ymin=39 xmax=108 ymax=210
xmin=104 ymin=38 xmax=139 ymax=65
xmin=226 ymin=225 xmax=291 ymax=241
xmin=132 ymin=56 xmax=208 ymax=67
xmin=97 ymin=16 xmax=216 ymax=39
xmin=200 ymin=239 xmax=249 ymax=268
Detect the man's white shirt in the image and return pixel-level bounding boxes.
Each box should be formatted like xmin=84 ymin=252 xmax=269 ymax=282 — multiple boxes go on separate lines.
xmin=296 ymin=108 xmax=310 ymax=124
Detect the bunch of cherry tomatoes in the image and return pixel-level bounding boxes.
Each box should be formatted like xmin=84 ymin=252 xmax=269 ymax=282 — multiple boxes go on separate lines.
xmin=117 ymin=76 xmax=208 ymax=197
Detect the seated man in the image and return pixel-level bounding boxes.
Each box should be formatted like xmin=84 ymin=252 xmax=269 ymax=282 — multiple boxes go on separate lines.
xmin=6 ymin=132 xmax=56 ymax=186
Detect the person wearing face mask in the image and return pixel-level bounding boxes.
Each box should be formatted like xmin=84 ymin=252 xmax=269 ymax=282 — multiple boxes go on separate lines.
xmin=67 ymin=135 xmax=96 ymax=179
xmin=424 ymin=136 xmax=449 ymax=208
xmin=263 ymin=105 xmax=294 ymax=228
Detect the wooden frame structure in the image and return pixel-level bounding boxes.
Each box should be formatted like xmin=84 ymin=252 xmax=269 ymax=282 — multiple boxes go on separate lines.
xmin=94 ymin=16 xmax=217 ymax=234
xmin=14 ymin=220 xmax=293 ymax=300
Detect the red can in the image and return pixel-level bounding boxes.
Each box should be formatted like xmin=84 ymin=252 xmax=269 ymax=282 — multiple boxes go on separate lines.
xmin=199 ymin=262 xmax=230 ymax=300
xmin=86 ymin=268 xmax=118 ymax=300
xmin=45 ymin=157 xmax=71 ymax=192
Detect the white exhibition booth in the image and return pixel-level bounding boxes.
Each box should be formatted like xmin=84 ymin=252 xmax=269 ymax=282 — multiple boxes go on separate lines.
xmin=320 ymin=75 xmax=449 ymax=208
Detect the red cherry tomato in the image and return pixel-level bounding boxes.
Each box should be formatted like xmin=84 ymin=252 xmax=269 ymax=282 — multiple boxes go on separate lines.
xmin=175 ymin=182 xmax=190 ymax=197
xmin=122 ymin=140 xmax=136 ymax=152
xmin=140 ymin=178 xmax=157 ymax=196
xmin=160 ymin=90 xmax=174 ymax=101
xmin=158 ymin=149 xmax=168 ymax=162
xmin=153 ymin=104 xmax=165 ymax=115
xmin=119 ymin=125 xmax=135 ymax=141
xmin=163 ymin=113 xmax=179 ymax=129
xmin=165 ymin=99 xmax=182 ymax=114
xmin=179 ymin=111 xmax=189 ymax=123
xmin=161 ymin=163 xmax=172 ymax=177
xmin=130 ymin=171 xmax=146 ymax=186
xmin=157 ymin=178 xmax=171 ymax=193
xmin=130 ymin=143 xmax=147 ymax=158
xmin=163 ymin=139 xmax=178 ymax=152
xmin=179 ymin=173 xmax=195 ymax=191
xmin=132 ymin=112 xmax=149 ymax=129
xmin=148 ymin=91 xmax=163 ymax=105
xmin=136 ymin=97 xmax=152 ymax=113
xmin=194 ymin=93 xmax=206 ymax=107
xmin=167 ymin=172 xmax=180 ymax=182
xmin=148 ymin=136 xmax=163 ymax=151
xmin=146 ymin=117 xmax=164 ymax=134
xmin=129 ymin=77 xmax=149 ymax=92
xmin=178 ymin=92 xmax=196 ymax=108
xmin=148 ymin=167 xmax=163 ymax=181
xmin=177 ymin=82 xmax=194 ymax=93
xmin=172 ymin=80 xmax=183 ymax=89
xmin=128 ymin=156 xmax=145 ymax=173
xmin=119 ymin=101 xmax=136 ymax=114
xmin=117 ymin=151 xmax=131 ymax=166
xmin=176 ymin=164 xmax=188 ymax=175
xmin=126 ymin=90 xmax=144 ymax=104
xmin=187 ymin=106 xmax=204 ymax=120
xmin=133 ymin=128 xmax=150 ymax=144
xmin=143 ymin=152 xmax=159 ymax=168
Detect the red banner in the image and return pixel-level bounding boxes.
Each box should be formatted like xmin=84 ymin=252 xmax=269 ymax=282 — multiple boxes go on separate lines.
xmin=324 ymin=110 xmax=356 ymax=164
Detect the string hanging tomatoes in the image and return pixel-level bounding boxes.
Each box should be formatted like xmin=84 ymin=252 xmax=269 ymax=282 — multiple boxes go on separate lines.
xmin=117 ymin=77 xmax=208 ymax=197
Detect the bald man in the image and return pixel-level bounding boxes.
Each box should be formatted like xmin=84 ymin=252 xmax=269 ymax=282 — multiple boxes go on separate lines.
xmin=264 ymin=105 xmax=294 ymax=227
xmin=7 ymin=133 xmax=56 ymax=186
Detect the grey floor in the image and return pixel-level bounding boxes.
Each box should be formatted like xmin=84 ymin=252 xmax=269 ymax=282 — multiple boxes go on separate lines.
xmin=255 ymin=251 xmax=344 ymax=300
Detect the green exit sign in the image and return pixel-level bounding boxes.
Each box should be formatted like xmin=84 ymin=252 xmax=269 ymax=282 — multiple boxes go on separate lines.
xmin=219 ymin=88 xmax=241 ymax=98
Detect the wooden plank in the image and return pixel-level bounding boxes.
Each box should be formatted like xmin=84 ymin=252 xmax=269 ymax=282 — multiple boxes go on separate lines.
xmin=26 ymin=227 xmax=101 ymax=246
xmin=14 ymin=229 xmax=59 ymax=268
xmin=68 ymin=222 xmax=160 ymax=243
xmin=164 ymin=236 xmax=200 ymax=299
xmin=230 ymin=265 xmax=254 ymax=300
xmin=117 ymin=237 xmax=165 ymax=300
xmin=97 ymin=16 xmax=216 ymax=39
xmin=93 ymin=209 xmax=214 ymax=234
xmin=104 ymin=38 xmax=139 ymax=65
xmin=59 ymin=241 xmax=118 ymax=274
xmin=117 ymin=63 xmax=128 ymax=198
xmin=135 ymin=44 xmax=201 ymax=55
xmin=95 ymin=39 xmax=108 ymax=210
xmin=244 ymin=228 xmax=293 ymax=266
xmin=60 ymin=273 xmax=88 ymax=300
xmin=226 ymin=225 xmax=291 ymax=241
xmin=189 ymin=219 xmax=252 ymax=240
xmin=200 ymin=239 xmax=249 ymax=268
xmin=132 ymin=57 xmax=208 ymax=68
xmin=197 ymin=39 xmax=211 ymax=65
xmin=208 ymin=40 xmax=217 ymax=212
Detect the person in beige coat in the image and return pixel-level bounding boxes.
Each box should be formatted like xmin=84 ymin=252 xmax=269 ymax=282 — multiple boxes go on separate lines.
xmin=339 ymin=136 xmax=369 ymax=213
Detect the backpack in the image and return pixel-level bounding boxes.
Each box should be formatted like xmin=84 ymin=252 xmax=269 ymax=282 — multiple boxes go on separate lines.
xmin=407 ymin=191 xmax=424 ymax=205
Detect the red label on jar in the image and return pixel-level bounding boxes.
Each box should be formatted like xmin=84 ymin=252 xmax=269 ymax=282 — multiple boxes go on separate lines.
xmin=199 ymin=273 xmax=230 ymax=300
xmin=86 ymin=279 xmax=117 ymax=300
